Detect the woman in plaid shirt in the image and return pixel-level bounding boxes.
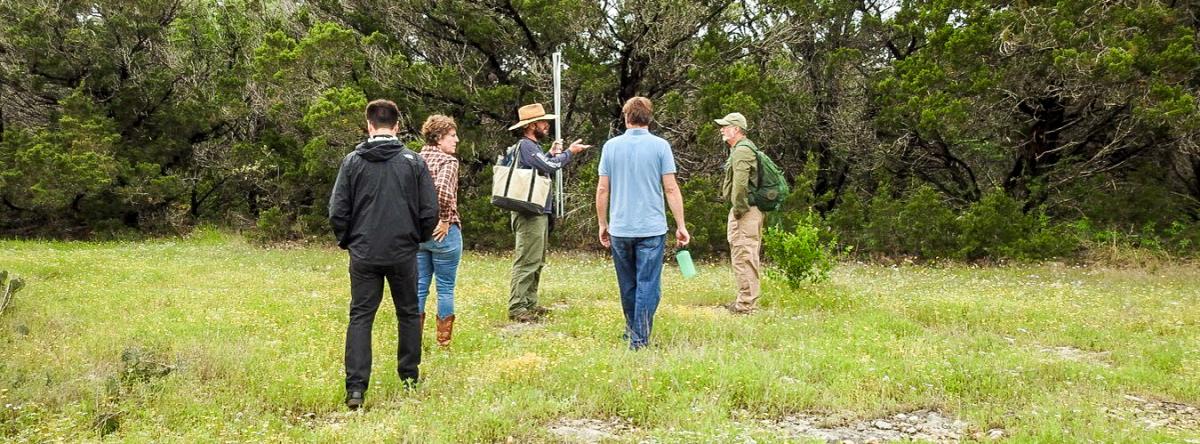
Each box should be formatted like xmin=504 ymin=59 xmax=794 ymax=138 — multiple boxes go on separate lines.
xmin=417 ymin=115 xmax=462 ymax=347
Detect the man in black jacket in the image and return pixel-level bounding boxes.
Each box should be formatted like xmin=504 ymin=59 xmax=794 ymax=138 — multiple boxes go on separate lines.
xmin=329 ymin=99 xmax=439 ymax=410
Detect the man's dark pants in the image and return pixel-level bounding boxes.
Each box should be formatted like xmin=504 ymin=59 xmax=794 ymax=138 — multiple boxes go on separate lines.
xmin=345 ymin=257 xmax=422 ymax=392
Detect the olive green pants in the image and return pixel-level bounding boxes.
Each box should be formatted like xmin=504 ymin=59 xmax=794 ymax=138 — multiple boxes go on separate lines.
xmin=509 ymin=212 xmax=549 ymax=316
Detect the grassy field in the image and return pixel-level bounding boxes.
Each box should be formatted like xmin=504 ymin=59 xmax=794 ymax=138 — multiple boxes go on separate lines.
xmin=1 ymin=229 xmax=1198 ymax=443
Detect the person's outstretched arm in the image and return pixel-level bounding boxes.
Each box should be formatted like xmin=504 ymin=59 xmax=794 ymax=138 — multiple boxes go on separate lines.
xmin=520 ymin=139 xmax=590 ymax=175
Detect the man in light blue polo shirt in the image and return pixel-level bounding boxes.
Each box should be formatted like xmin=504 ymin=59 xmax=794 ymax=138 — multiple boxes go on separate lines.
xmin=595 ymin=96 xmax=690 ymax=350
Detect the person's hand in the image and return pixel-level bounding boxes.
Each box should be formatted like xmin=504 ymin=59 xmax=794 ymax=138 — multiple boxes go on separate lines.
xmin=675 ymin=226 xmax=690 ymax=247
xmin=550 ymin=139 xmax=563 ymax=155
xmin=433 ymin=221 xmax=450 ymax=242
xmin=567 ymin=139 xmax=591 ymax=155
xmin=598 ymin=224 xmax=611 ymax=248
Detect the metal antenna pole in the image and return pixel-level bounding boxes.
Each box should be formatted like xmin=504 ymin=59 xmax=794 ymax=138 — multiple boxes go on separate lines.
xmin=553 ymin=50 xmax=564 ymax=219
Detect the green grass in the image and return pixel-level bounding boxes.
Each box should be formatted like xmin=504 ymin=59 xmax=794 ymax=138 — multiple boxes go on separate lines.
xmin=1 ymin=229 xmax=1198 ymax=442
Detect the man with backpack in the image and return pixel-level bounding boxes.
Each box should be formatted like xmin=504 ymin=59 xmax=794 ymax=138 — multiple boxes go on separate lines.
xmin=717 ymin=111 xmax=788 ymax=314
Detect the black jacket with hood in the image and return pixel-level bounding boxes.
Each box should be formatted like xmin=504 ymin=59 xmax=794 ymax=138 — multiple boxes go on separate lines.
xmin=329 ymin=135 xmax=439 ymax=264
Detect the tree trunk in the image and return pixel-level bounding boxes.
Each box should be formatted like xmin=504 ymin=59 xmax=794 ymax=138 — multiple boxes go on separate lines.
xmin=1006 ymin=95 xmax=1066 ymax=208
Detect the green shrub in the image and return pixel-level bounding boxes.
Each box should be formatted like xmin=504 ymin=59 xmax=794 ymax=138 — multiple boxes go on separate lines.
xmin=825 ymin=190 xmax=869 ymax=252
xmin=763 ymin=212 xmax=838 ymax=288
xmin=957 ymin=191 xmax=1028 ymax=259
xmin=826 ymin=186 xmax=1083 ymax=261
xmin=254 ymin=207 xmax=290 ymax=242
xmin=896 ymin=186 xmax=961 ymax=258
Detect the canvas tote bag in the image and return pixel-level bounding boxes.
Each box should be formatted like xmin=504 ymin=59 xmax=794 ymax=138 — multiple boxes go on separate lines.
xmin=491 ymin=144 xmax=552 ymax=215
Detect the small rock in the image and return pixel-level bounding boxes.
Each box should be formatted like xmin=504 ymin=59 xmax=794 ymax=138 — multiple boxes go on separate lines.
xmin=988 ymin=429 xmax=1005 ymax=439
xmin=873 ymin=420 xmax=894 ymax=430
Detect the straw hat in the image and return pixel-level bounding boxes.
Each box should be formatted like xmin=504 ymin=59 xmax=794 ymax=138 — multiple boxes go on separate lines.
xmin=507 ymin=103 xmax=557 ymax=131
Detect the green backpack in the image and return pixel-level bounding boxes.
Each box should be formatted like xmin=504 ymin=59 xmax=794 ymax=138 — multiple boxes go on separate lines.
xmin=742 ymin=142 xmax=790 ymax=211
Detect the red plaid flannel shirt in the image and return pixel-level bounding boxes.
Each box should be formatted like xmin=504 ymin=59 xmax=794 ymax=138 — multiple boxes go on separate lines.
xmin=419 ymin=146 xmax=460 ymax=225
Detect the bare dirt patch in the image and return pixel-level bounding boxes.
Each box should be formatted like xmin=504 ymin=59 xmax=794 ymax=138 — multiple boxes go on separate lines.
xmin=1106 ymin=395 xmax=1200 ymax=433
xmin=754 ymin=409 xmax=978 ymax=443
xmin=1036 ymin=345 xmax=1112 ymax=366
xmin=546 ymin=417 xmax=637 ymax=443
xmin=499 ymin=321 xmax=546 ymax=336
xmin=283 ymin=410 xmax=357 ymax=431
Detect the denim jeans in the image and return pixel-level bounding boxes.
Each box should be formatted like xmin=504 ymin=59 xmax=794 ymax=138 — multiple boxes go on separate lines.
xmin=417 ymin=224 xmax=462 ymax=319
xmin=609 ymin=234 xmax=666 ymax=350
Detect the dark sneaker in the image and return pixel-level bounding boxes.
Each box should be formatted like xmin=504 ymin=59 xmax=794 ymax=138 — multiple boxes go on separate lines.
xmin=400 ymin=378 xmax=419 ymax=391
xmin=530 ymin=305 xmax=551 ymax=316
xmin=346 ymin=390 xmax=364 ymax=410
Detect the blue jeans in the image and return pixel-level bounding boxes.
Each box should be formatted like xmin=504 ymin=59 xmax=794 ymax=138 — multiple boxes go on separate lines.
xmin=417 ymin=224 xmax=462 ymax=319
xmin=609 ymin=234 xmax=665 ymax=350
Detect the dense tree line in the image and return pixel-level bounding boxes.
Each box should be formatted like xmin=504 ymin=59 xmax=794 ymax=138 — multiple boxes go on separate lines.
xmin=1 ymin=0 xmax=1198 ymax=258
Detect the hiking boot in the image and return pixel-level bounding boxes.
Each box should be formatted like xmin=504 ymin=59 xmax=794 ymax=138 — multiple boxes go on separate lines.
xmin=436 ymin=315 xmax=455 ymax=347
xmin=346 ymin=390 xmax=364 ymax=410
xmin=508 ymin=311 xmax=539 ymax=323
xmin=724 ymin=302 xmax=753 ymax=315
xmin=530 ymin=305 xmax=551 ymax=316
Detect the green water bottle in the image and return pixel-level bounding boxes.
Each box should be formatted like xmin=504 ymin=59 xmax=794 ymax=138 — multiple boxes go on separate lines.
xmin=676 ymin=248 xmax=697 ymax=279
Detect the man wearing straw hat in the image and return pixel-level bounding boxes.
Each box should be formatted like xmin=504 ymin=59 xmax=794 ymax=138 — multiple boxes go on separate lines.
xmin=504 ymin=103 xmax=591 ymax=322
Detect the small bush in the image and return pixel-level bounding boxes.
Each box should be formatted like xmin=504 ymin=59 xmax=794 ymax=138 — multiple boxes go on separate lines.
xmin=896 ymin=186 xmax=961 ymax=258
xmin=764 ymin=212 xmax=839 ymax=288
xmin=254 ymin=206 xmax=291 ymax=242
xmin=957 ymin=191 xmax=1029 ymax=259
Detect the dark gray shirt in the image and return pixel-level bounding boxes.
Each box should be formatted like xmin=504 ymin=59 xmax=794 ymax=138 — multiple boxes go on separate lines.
xmin=505 ymin=138 xmax=574 ymax=214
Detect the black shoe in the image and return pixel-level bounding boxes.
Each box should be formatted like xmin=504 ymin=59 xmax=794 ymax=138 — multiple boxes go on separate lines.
xmin=401 ymin=377 xmax=419 ymax=391
xmin=346 ymin=391 xmax=364 ymax=410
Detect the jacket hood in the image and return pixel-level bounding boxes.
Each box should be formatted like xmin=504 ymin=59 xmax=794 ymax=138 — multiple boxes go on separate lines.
xmin=355 ymin=138 xmax=406 ymax=162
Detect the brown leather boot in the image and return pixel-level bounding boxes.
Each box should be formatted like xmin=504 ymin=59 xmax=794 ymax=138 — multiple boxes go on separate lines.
xmin=436 ymin=315 xmax=455 ymax=347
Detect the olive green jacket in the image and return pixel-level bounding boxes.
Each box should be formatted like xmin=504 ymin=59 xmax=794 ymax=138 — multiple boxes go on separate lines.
xmin=721 ymin=138 xmax=759 ymax=218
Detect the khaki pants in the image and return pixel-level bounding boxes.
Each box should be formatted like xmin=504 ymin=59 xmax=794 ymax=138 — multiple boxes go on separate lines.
xmin=727 ymin=207 xmax=763 ymax=312
xmin=509 ymin=212 xmax=548 ymax=316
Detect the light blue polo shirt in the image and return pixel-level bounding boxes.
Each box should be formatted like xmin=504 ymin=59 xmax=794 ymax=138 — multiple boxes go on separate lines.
xmin=598 ymin=128 xmax=677 ymax=238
